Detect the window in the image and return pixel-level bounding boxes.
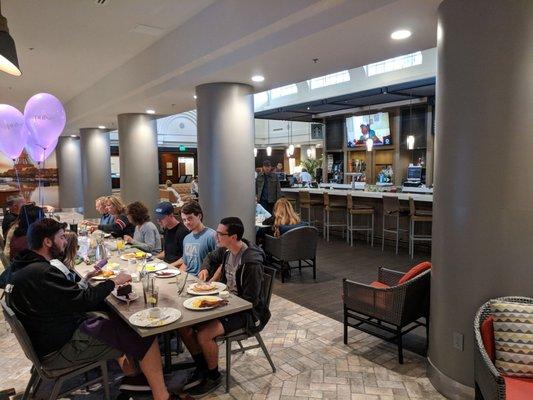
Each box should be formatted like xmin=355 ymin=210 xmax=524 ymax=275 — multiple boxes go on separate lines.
xmin=309 ymin=70 xmax=350 ymax=89
xmin=363 ymin=51 xmax=423 ymax=77
xmin=254 ymin=92 xmax=269 ymax=107
xmin=270 ymin=83 xmax=298 ymax=99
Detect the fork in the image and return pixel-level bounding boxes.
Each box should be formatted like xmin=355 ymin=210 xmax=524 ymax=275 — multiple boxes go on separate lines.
xmin=177 ymin=272 xmax=189 ymax=295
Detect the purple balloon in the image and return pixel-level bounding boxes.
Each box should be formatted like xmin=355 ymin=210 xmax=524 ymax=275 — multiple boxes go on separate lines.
xmin=25 ymin=135 xmax=57 ymax=163
xmin=24 ymin=93 xmax=66 ymax=149
xmin=0 ymin=104 xmax=29 ymax=159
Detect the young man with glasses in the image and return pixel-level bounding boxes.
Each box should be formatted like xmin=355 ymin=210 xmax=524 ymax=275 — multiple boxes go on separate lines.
xmin=180 ymin=217 xmax=271 ymax=396
xmin=154 ymin=202 xmax=189 ymax=268
xmin=176 ymin=201 xmax=216 ymax=276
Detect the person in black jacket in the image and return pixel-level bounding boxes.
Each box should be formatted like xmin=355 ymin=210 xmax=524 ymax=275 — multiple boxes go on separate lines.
xmin=6 ymin=218 xmax=183 ymax=400
xmin=180 ymin=217 xmax=270 ymax=396
xmin=93 ymin=195 xmax=134 ymax=238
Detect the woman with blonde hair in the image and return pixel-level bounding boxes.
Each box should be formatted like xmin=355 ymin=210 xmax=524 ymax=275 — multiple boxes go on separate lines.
xmin=96 ymin=196 xmax=135 ymax=238
xmin=272 ymin=198 xmax=303 ymax=237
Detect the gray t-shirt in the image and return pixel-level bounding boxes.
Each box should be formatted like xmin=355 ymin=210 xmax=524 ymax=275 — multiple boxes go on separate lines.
xmin=225 ymin=242 xmax=248 ymax=294
xmin=132 ymin=221 xmax=162 ymax=253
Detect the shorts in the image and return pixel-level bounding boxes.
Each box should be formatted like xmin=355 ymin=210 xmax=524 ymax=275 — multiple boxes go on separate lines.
xmin=41 ymin=328 xmax=122 ymax=372
xmin=219 ymin=312 xmax=248 ymax=334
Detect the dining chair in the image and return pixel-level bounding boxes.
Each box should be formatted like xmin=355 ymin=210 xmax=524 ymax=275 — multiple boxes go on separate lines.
xmin=1 ymin=299 xmax=111 ymax=400
xmin=218 ymin=267 xmax=277 ymax=393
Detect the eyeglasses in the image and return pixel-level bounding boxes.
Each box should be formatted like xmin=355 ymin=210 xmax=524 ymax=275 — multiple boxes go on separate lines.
xmin=215 ymin=231 xmax=229 ymax=237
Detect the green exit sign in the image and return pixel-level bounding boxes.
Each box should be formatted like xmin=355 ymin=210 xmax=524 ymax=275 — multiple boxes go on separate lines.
xmin=178 ymin=145 xmax=186 ymax=151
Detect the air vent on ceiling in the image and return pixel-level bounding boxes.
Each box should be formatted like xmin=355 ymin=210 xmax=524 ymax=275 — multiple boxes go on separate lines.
xmin=94 ymin=0 xmax=109 ymax=5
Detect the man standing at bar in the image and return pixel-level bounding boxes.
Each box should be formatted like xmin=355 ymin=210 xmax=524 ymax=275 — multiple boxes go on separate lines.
xmin=255 ymin=160 xmax=281 ymax=213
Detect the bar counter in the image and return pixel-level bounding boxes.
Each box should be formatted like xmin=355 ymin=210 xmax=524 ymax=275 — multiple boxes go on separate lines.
xmin=281 ymin=187 xmax=432 ymax=249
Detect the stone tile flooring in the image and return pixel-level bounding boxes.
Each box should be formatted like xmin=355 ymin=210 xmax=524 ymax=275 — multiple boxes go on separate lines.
xmin=0 ymin=294 xmax=444 ymax=399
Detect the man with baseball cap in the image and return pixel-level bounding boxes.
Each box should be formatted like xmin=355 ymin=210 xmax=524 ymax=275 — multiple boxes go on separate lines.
xmin=154 ymin=202 xmax=189 ymax=268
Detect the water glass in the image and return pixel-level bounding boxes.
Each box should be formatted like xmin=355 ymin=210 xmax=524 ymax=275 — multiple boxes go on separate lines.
xmin=176 ymin=272 xmax=188 ymax=296
xmin=147 ymin=287 xmax=159 ymax=308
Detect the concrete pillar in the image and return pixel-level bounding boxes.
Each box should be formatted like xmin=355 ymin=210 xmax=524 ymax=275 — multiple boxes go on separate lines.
xmin=80 ymin=128 xmax=112 ymax=218
xmin=56 ymin=136 xmax=83 ymax=210
xmin=428 ymin=1 xmax=533 ymax=398
xmin=117 ymin=114 xmax=159 ymax=218
xmin=196 ymin=83 xmax=255 ymax=239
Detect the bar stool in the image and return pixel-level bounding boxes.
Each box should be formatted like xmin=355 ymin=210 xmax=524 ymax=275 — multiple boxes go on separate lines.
xmin=382 ymin=195 xmax=410 ymax=254
xmin=323 ymin=193 xmax=347 ymax=241
xmin=346 ymin=194 xmax=374 ymax=247
xmin=299 ymin=191 xmax=323 ymax=229
xmin=408 ymin=197 xmax=432 ymax=258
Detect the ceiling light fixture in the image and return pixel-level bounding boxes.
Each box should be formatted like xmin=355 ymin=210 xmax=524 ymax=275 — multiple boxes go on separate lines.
xmin=306 ymin=148 xmax=312 ymax=158
xmin=193 ymin=95 xmax=197 ymax=99
xmin=366 ymin=138 xmax=374 ymax=152
xmin=0 ymin=1 xmax=21 ymax=76
xmin=98 ymin=125 xmax=106 ymax=129
xmin=407 ymin=135 xmax=415 ymax=150
xmin=391 ymin=29 xmax=411 ymax=40
xmin=146 ymin=109 xmax=155 ymax=114
xmin=254 ymin=147 xmax=258 ymax=157
xmin=251 ymin=75 xmax=265 ymax=82
xmin=69 ymin=135 xmax=78 ymax=138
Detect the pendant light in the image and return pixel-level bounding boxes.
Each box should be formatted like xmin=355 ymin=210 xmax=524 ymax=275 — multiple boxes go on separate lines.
xmin=0 ymin=1 xmax=21 ymax=76
xmin=253 ymin=147 xmax=258 ymax=157
xmin=306 ymin=123 xmax=313 ymax=158
xmin=266 ymin=120 xmax=272 ymax=156
xmin=407 ymin=89 xmax=415 ymax=150
xmin=287 ymin=121 xmax=295 ymax=156
xmin=365 ymin=105 xmax=373 ymax=152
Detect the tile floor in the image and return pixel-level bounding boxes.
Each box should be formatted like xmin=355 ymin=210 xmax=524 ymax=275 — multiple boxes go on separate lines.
xmin=0 ymin=293 xmax=444 ymax=399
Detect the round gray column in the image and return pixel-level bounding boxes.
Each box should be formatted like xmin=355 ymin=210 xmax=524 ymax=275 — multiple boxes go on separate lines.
xmin=80 ymin=128 xmax=112 ymax=218
xmin=117 ymin=114 xmax=159 ymax=218
xmin=428 ymin=1 xmax=533 ymax=398
xmin=196 ymin=83 xmax=255 ymax=238
xmin=57 ymin=136 xmax=83 ymax=210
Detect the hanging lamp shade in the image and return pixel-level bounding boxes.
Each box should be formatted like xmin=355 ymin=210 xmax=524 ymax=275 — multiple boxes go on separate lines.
xmin=0 ymin=5 xmax=21 ymax=77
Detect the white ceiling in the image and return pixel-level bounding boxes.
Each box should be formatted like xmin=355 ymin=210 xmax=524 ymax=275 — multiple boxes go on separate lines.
xmin=0 ymin=0 xmax=441 ymax=133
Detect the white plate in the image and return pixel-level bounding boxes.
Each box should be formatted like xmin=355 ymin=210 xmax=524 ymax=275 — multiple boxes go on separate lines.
xmin=91 ymin=272 xmax=117 ymax=280
xmin=111 ymin=289 xmax=140 ymax=302
xmin=187 ymin=282 xmax=227 ymax=296
xmin=143 ymin=263 xmax=167 ymax=273
xmin=155 ymin=269 xmax=180 ymax=278
xmin=183 ymin=296 xmax=223 ymax=310
xmin=120 ymin=252 xmax=152 ymax=261
xmin=129 ymin=307 xmax=181 ymax=328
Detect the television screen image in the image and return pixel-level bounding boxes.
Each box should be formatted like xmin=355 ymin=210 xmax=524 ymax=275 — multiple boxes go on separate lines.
xmin=346 ymin=112 xmax=391 ymax=148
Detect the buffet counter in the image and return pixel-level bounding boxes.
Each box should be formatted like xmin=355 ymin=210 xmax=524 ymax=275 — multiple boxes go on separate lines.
xmin=281 ymin=188 xmax=433 ymax=203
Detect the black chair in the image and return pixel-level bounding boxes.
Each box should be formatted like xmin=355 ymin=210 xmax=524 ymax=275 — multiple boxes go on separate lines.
xmin=264 ymin=226 xmax=318 ymax=283
xmin=1 ymin=299 xmax=111 ymax=400
xmin=219 ymin=267 xmax=277 ymax=393
xmin=343 ymin=268 xmax=430 ymax=364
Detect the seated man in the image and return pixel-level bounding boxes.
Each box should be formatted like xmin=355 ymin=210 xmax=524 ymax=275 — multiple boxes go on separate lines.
xmin=176 ymin=201 xmax=216 ymax=276
xmin=180 ymin=217 xmax=271 ymax=396
xmin=5 ymin=219 xmax=182 ymax=400
xmin=154 ymin=202 xmax=190 ymax=267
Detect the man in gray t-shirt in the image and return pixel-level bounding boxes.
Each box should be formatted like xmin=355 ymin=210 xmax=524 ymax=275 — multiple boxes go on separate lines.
xmin=224 ymin=242 xmax=247 ymax=294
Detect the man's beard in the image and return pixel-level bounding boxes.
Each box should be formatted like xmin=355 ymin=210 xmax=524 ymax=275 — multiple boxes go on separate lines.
xmin=50 ymin=242 xmax=65 ymax=260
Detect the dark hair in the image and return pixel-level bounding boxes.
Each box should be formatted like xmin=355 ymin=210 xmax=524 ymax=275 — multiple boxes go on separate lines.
xmin=14 ymin=204 xmax=45 ymax=237
xmin=126 ymin=201 xmax=150 ymax=225
xmin=220 ymin=217 xmax=244 ymax=241
xmin=262 ymin=160 xmax=272 ymax=167
xmin=181 ymin=201 xmax=203 ymax=220
xmin=27 ymin=218 xmax=67 ymax=250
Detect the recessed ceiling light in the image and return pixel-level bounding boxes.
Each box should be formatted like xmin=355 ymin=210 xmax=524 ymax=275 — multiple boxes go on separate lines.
xmin=391 ymin=29 xmax=411 ymax=40
xmin=193 ymin=95 xmax=197 ymax=99
xmin=251 ymin=75 xmax=265 ymax=82
xmin=98 ymin=125 xmax=106 ymax=129
xmin=146 ymin=109 xmax=155 ymax=114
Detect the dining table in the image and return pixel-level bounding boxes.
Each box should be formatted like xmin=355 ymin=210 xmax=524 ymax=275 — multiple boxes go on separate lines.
xmin=74 ymin=242 xmax=252 ymax=371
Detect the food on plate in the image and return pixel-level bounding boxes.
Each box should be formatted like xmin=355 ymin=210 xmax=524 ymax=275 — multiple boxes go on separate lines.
xmin=192 ymin=298 xmax=225 ymax=309
xmin=156 ymin=271 xmax=176 ymax=277
xmin=116 ymin=284 xmax=132 ymax=297
xmin=135 ymin=251 xmax=146 ymax=259
xmin=121 ymin=253 xmax=136 ymax=260
xmin=96 ymin=270 xmax=115 ymax=278
xmin=193 ymin=282 xmax=217 ymax=292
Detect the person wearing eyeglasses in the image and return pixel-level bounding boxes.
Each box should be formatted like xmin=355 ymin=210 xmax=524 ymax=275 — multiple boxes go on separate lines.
xmin=179 ymin=217 xmax=270 ymax=396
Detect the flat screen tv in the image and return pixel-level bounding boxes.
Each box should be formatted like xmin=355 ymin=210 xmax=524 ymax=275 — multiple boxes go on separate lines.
xmin=346 ymin=112 xmax=391 ymax=148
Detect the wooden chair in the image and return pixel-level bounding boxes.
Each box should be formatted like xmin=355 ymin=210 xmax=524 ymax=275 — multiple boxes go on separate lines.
xmin=1 ymin=299 xmax=111 ymax=400
xmin=408 ymin=197 xmax=432 ymax=258
xmin=382 ymin=195 xmax=410 ymax=254
xmin=323 ymin=193 xmax=347 ymax=242
xmin=346 ymin=194 xmax=374 ymax=247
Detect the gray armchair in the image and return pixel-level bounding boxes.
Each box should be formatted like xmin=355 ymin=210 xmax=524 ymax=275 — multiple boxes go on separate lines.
xmin=264 ymin=226 xmax=318 ymax=283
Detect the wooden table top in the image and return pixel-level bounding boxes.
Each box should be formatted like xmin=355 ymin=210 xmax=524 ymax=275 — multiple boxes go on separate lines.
xmin=75 ymin=251 xmax=252 ymax=338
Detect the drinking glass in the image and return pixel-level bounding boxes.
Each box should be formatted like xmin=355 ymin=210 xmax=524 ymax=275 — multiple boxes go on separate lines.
xmin=147 ymin=287 xmax=159 ymax=308
xmin=116 ymin=239 xmax=125 ymax=254
xmin=176 ymin=272 xmax=188 ymax=297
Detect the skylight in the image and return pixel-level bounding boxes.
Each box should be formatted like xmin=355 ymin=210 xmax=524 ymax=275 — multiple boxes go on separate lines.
xmin=271 ymin=83 xmax=298 ymax=99
xmin=364 ymin=51 xmax=423 ymax=77
xmin=309 ymin=70 xmax=350 ymax=90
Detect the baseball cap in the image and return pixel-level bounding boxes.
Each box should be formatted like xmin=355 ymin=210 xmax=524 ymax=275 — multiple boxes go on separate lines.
xmin=154 ymin=202 xmax=174 ymax=219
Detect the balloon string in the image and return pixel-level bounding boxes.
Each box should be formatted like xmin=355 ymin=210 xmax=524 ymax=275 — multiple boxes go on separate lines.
xmin=12 ymin=158 xmax=22 ymax=192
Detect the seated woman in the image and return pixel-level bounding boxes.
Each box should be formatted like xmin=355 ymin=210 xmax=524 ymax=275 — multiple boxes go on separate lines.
xmin=5 ymin=203 xmax=45 ymax=260
xmin=165 ymin=180 xmax=182 ymax=204
xmin=256 ymin=198 xmax=307 ymax=244
xmin=124 ymin=201 xmax=162 ymax=253
xmin=96 ymin=196 xmax=135 ymax=238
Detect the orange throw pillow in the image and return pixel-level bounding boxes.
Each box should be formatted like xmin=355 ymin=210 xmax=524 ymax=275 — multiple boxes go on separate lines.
xmin=480 ymin=316 xmax=495 ymax=361
xmin=398 ymin=261 xmax=431 ymax=284
xmin=370 ymin=281 xmax=389 ymax=289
